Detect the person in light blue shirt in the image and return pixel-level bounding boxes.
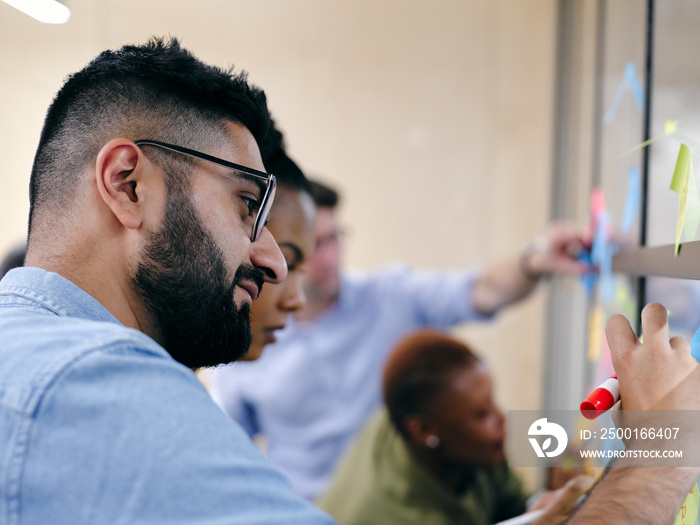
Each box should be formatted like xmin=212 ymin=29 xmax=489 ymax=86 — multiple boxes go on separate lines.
xmin=209 ymin=180 xmax=593 ymax=501
xmin=0 ymin=37 xmax=333 ymax=524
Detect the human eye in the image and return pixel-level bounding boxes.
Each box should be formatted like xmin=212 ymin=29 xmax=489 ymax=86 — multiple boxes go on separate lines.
xmin=240 ymin=194 xmax=261 ymax=218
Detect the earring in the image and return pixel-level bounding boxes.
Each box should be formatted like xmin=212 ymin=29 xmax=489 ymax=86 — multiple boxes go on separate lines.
xmin=425 ymin=435 xmax=440 ymax=449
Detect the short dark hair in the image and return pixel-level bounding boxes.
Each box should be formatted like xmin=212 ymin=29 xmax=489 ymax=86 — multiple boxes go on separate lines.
xmin=308 ymin=179 xmax=339 ymax=208
xmin=260 ymin=119 xmax=312 ymax=195
xmin=28 ymin=36 xmax=269 ymax=237
xmin=383 ymin=330 xmax=480 ymax=440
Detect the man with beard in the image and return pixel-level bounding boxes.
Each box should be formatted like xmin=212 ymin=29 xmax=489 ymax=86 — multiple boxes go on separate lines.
xmin=0 ymin=37 xmax=334 ymax=524
xmin=1 ymin=37 xmax=698 ymax=525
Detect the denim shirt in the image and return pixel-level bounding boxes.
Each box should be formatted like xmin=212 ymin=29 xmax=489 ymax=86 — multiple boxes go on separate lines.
xmin=0 ymin=267 xmax=334 ymax=524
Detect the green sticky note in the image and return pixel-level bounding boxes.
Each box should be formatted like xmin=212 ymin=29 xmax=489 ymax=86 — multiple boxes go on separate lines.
xmin=670 ymin=144 xmax=692 ymax=256
xmin=673 ymin=482 xmax=699 ymax=525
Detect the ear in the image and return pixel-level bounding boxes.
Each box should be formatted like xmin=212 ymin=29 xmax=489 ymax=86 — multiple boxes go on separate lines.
xmin=94 ymin=139 xmax=154 ymax=230
xmin=404 ymin=415 xmax=439 ymax=448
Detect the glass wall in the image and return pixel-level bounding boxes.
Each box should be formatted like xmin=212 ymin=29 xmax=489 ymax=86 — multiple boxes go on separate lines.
xmin=545 ymin=0 xmax=700 ymax=409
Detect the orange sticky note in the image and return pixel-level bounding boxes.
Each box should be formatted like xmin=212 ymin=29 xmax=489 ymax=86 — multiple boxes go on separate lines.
xmin=587 ymin=306 xmax=605 ymax=363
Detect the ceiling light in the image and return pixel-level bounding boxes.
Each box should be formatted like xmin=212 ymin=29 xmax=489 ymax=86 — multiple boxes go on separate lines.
xmin=1 ymin=0 xmax=70 ymax=24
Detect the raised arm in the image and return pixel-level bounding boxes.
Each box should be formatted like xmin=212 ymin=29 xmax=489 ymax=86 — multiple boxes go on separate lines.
xmin=470 ymin=221 xmax=589 ymax=315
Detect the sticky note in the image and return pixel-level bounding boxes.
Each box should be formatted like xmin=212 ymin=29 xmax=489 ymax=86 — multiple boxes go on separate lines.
xmin=587 ymin=306 xmax=605 ymax=363
xmin=690 ymin=326 xmax=700 ymax=363
xmin=591 ymin=188 xmax=606 ymax=222
xmin=624 ymin=62 xmax=644 ymax=111
xmin=594 ymin=337 xmax=615 ymax=386
xmin=673 ymin=482 xmax=699 ymax=525
xmin=670 ymin=144 xmax=693 ymax=256
xmin=587 ymin=188 xmax=607 ymax=250
xmin=591 ymin=211 xmax=616 ymax=302
xmin=578 ymin=251 xmax=596 ymax=295
xmin=604 ymin=62 xmax=644 ymax=123
xmin=615 ymin=281 xmax=636 ymax=319
xmin=622 ymin=167 xmax=640 ymax=233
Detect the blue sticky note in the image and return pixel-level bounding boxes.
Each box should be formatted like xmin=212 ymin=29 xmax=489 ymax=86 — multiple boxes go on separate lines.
xmin=604 ymin=80 xmax=626 ymax=123
xmin=578 ymin=251 xmax=596 ymax=295
xmin=624 ymin=62 xmax=644 ymax=111
xmin=691 ymin=326 xmax=700 ymax=363
xmin=604 ymin=62 xmax=644 ymax=123
xmin=622 ymin=167 xmax=640 ymax=233
xmin=591 ymin=211 xmax=617 ymax=302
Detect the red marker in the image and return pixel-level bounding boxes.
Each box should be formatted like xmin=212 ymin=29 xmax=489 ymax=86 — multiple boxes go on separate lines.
xmin=580 ymin=375 xmax=619 ymax=419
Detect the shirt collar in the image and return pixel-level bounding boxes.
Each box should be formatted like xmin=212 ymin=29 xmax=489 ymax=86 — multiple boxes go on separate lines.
xmin=0 ymin=267 xmax=121 ymax=325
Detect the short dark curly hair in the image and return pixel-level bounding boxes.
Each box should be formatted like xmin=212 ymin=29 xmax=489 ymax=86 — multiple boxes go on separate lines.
xmin=308 ymin=179 xmax=339 ymax=208
xmin=28 ymin=36 xmax=269 ymax=237
xmin=383 ymin=329 xmax=480 ymax=440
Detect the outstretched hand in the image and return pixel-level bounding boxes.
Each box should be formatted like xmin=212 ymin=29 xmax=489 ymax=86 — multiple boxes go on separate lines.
xmin=522 ymin=221 xmax=592 ymax=279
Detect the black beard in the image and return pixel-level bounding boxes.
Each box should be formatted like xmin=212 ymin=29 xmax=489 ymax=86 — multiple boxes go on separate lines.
xmin=132 ymin=184 xmax=264 ymax=368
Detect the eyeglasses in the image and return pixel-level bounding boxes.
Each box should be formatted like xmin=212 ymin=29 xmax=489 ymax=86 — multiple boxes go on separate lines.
xmin=134 ymin=139 xmax=276 ymax=242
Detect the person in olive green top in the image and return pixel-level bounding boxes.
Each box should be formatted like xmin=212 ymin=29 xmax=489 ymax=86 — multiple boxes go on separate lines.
xmin=317 ymin=330 xmax=531 ymax=525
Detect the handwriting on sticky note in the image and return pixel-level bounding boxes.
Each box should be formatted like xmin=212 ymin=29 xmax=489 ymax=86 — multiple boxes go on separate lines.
xmin=673 ymin=482 xmax=699 ymax=525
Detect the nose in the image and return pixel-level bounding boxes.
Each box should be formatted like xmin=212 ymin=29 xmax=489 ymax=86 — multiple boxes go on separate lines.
xmin=279 ymin=271 xmax=307 ymax=312
xmin=249 ymin=227 xmax=287 ymax=285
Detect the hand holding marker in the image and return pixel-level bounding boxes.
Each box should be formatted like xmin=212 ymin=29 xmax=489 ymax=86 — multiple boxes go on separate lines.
xmin=580 ymin=325 xmax=700 ymax=419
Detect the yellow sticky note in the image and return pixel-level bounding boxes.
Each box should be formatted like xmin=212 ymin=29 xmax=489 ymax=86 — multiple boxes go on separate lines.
xmin=615 ymin=283 xmax=636 ymax=319
xmin=673 ymin=482 xmax=699 ymax=525
xmin=587 ymin=306 xmax=605 ymax=363
xmin=671 ymin=144 xmax=692 ymax=256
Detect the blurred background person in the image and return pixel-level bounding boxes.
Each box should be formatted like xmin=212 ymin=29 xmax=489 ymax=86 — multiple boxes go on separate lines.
xmin=317 ymin=329 xmax=591 ymax=524
xmin=207 ymin=119 xmax=315 ymax=409
xmin=238 ymin=120 xmax=316 ymax=361
xmin=209 ymin=178 xmax=590 ymax=499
